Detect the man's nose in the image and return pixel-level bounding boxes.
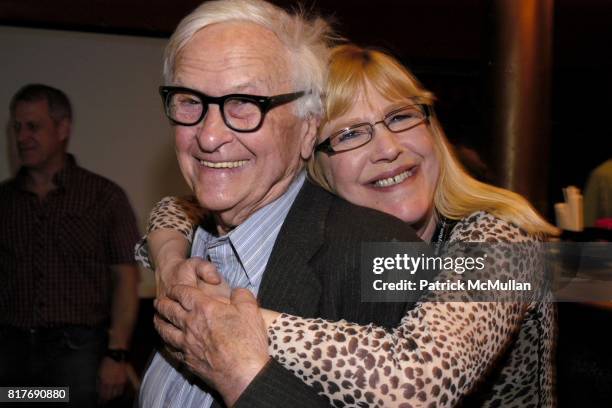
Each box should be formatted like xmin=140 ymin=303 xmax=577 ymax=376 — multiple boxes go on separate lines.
xmin=370 ymin=126 xmax=402 ymax=163
xmin=195 ymin=105 xmax=234 ymax=152
xmin=14 ymin=127 xmax=30 ymax=143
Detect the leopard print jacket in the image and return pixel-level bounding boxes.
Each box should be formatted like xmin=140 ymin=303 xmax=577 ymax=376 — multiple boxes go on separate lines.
xmin=135 ymin=197 xmax=555 ymax=407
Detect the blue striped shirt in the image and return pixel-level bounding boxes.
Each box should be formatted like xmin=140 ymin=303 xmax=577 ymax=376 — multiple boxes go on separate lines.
xmin=139 ymin=172 xmax=306 ymax=408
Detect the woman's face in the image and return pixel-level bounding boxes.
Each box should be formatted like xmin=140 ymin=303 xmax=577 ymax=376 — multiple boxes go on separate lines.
xmin=319 ymin=85 xmax=440 ymax=236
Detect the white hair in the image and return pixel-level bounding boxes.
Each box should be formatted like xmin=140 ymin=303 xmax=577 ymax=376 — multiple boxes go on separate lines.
xmin=163 ymin=0 xmax=337 ymax=119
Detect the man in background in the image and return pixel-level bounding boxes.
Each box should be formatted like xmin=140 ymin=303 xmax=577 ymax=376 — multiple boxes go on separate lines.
xmin=0 ymin=84 xmax=140 ymax=406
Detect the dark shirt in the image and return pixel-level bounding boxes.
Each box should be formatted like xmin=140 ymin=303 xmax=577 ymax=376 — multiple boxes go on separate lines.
xmin=0 ymin=155 xmax=139 ymax=328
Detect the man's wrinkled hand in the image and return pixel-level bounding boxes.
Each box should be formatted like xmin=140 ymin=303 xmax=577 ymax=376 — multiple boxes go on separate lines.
xmin=153 ymin=286 xmax=270 ymax=406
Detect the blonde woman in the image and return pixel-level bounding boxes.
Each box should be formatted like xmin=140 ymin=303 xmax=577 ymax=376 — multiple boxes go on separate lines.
xmin=141 ymin=45 xmax=558 ymax=407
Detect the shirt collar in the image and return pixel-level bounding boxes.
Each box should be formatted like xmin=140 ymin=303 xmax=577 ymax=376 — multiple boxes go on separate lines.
xmin=14 ymin=153 xmax=77 ymax=191
xmin=229 ymin=171 xmax=305 ymax=276
xmin=53 ymin=154 xmax=77 ymax=188
xmin=194 ymin=171 xmax=306 ymax=284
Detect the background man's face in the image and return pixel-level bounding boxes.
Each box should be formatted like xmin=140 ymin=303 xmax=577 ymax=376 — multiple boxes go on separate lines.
xmin=12 ymin=99 xmax=67 ymax=170
xmin=173 ymin=21 xmax=312 ymax=234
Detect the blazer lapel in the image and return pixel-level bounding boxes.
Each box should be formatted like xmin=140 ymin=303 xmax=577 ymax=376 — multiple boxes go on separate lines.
xmin=257 ymin=181 xmax=331 ymax=316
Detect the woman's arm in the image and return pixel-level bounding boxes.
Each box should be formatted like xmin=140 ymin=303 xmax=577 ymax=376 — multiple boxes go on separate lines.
xmin=266 ymin=303 xmax=524 ymax=407
xmin=135 ymin=196 xmax=202 ymax=269
xmin=148 ymin=228 xmax=194 ymax=297
xmin=135 ymin=203 xmax=551 ymax=407
xmin=262 ymin=214 xmax=551 ymax=407
xmin=135 ymin=196 xmax=217 ymax=297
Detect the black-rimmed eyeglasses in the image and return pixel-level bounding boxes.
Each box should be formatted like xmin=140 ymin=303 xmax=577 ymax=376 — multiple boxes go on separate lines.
xmin=159 ymin=86 xmax=306 ymax=132
xmin=315 ymin=104 xmax=431 ymax=154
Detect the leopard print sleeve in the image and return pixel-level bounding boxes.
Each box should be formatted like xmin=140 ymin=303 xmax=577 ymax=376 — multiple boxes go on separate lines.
xmin=267 ymin=212 xmax=554 ymax=407
xmin=134 ymin=196 xmax=205 ymax=270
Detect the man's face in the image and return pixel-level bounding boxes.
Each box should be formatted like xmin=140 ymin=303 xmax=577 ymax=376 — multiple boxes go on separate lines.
xmin=173 ymin=22 xmax=316 ymax=234
xmin=12 ymin=99 xmax=68 ymax=170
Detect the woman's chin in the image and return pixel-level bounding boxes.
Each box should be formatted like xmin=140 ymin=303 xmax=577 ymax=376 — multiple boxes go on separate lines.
xmin=381 ymin=205 xmax=426 ymax=226
xmin=391 ymin=204 xmax=434 ymax=231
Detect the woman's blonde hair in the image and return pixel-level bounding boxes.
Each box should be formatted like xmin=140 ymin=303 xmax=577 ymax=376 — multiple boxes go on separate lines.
xmin=308 ymin=44 xmax=559 ymax=236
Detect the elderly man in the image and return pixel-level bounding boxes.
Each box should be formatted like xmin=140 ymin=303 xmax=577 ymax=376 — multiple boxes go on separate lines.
xmin=139 ymin=0 xmax=421 ymax=407
xmin=0 ymin=84 xmax=140 ymax=406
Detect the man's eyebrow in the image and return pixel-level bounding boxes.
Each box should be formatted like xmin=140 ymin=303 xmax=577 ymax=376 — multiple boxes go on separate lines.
xmin=231 ymin=80 xmax=268 ymax=94
xmin=171 ymin=80 xmax=268 ymax=95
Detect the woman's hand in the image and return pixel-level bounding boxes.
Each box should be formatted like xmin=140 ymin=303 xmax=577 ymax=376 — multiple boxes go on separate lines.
xmin=149 ymin=228 xmax=230 ymax=302
xmin=149 ymin=229 xmax=195 ymax=298
xmin=196 ymin=262 xmax=231 ymax=303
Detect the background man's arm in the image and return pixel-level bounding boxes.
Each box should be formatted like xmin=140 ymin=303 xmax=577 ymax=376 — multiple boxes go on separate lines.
xmin=98 ymin=184 xmax=141 ymax=402
xmin=108 ymin=263 xmax=140 ymax=349
xmin=97 ymin=263 xmax=139 ymax=402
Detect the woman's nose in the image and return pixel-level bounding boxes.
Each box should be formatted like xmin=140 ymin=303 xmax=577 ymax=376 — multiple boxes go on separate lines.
xmin=370 ymin=126 xmax=402 ymax=163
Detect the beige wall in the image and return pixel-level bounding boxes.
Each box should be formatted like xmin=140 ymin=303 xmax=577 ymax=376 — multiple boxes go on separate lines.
xmin=0 ymin=26 xmax=192 ymax=296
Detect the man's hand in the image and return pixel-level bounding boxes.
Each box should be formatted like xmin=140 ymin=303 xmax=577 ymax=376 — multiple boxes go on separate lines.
xmin=150 ymin=230 xmax=232 ymax=366
xmin=154 ymin=286 xmax=270 ymax=406
xmin=97 ymin=357 xmax=127 ymax=403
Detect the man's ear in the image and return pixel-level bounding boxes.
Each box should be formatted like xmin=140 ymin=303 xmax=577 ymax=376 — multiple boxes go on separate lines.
xmin=57 ymin=118 xmax=71 ymax=143
xmin=300 ymin=114 xmax=320 ymax=161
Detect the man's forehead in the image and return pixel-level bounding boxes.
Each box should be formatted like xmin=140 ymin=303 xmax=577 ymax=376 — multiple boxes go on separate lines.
xmin=174 ymin=22 xmax=293 ymax=92
xmin=187 ymin=21 xmax=285 ymax=53
xmin=14 ymin=99 xmax=51 ymax=119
